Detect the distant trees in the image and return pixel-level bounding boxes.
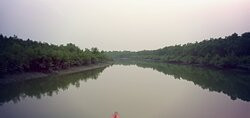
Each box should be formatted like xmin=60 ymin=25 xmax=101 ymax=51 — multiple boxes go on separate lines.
xmin=0 ymin=34 xmax=109 ymax=74
xmin=106 ymin=32 xmax=250 ymax=70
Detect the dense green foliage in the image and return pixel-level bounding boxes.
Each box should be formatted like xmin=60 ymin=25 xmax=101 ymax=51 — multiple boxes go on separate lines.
xmin=107 ymin=32 xmax=250 ymax=69
xmin=0 ymin=35 xmax=109 ymax=74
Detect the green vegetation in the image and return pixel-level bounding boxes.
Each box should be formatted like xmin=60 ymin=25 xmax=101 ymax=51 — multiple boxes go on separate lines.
xmin=0 ymin=35 xmax=109 ymax=74
xmin=107 ymin=32 xmax=250 ymax=70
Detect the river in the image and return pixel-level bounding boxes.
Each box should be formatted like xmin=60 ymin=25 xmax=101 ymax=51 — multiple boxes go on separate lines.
xmin=0 ymin=61 xmax=250 ymax=118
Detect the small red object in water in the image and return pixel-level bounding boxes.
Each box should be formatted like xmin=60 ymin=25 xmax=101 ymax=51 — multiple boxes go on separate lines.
xmin=112 ymin=112 xmax=120 ymax=118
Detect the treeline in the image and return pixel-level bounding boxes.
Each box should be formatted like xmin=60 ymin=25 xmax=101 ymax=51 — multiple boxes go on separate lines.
xmin=106 ymin=32 xmax=250 ymax=70
xmin=0 ymin=35 xmax=109 ymax=74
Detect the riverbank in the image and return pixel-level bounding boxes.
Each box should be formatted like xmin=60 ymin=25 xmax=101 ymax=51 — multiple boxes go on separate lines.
xmin=0 ymin=63 xmax=111 ymax=84
xmin=114 ymin=58 xmax=250 ymax=72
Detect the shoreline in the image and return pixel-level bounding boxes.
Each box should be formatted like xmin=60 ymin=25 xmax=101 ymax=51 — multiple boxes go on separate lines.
xmin=0 ymin=63 xmax=111 ymax=84
xmin=115 ymin=58 xmax=250 ymax=72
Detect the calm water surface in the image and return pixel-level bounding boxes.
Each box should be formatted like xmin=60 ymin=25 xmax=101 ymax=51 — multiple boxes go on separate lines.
xmin=0 ymin=61 xmax=250 ymax=118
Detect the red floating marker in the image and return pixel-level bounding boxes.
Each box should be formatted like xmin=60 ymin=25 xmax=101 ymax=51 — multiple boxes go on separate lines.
xmin=112 ymin=112 xmax=120 ymax=118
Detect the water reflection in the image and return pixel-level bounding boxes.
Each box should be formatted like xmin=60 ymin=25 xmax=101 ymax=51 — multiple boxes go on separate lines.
xmin=115 ymin=60 xmax=250 ymax=102
xmin=0 ymin=67 xmax=108 ymax=106
xmin=1 ymin=60 xmax=250 ymax=107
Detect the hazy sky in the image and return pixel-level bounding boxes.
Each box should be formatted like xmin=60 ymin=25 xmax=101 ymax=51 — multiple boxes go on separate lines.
xmin=1 ymin=0 xmax=250 ymax=51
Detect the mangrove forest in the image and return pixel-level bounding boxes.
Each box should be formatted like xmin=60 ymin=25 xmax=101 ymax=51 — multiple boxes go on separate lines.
xmin=0 ymin=35 xmax=109 ymax=75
